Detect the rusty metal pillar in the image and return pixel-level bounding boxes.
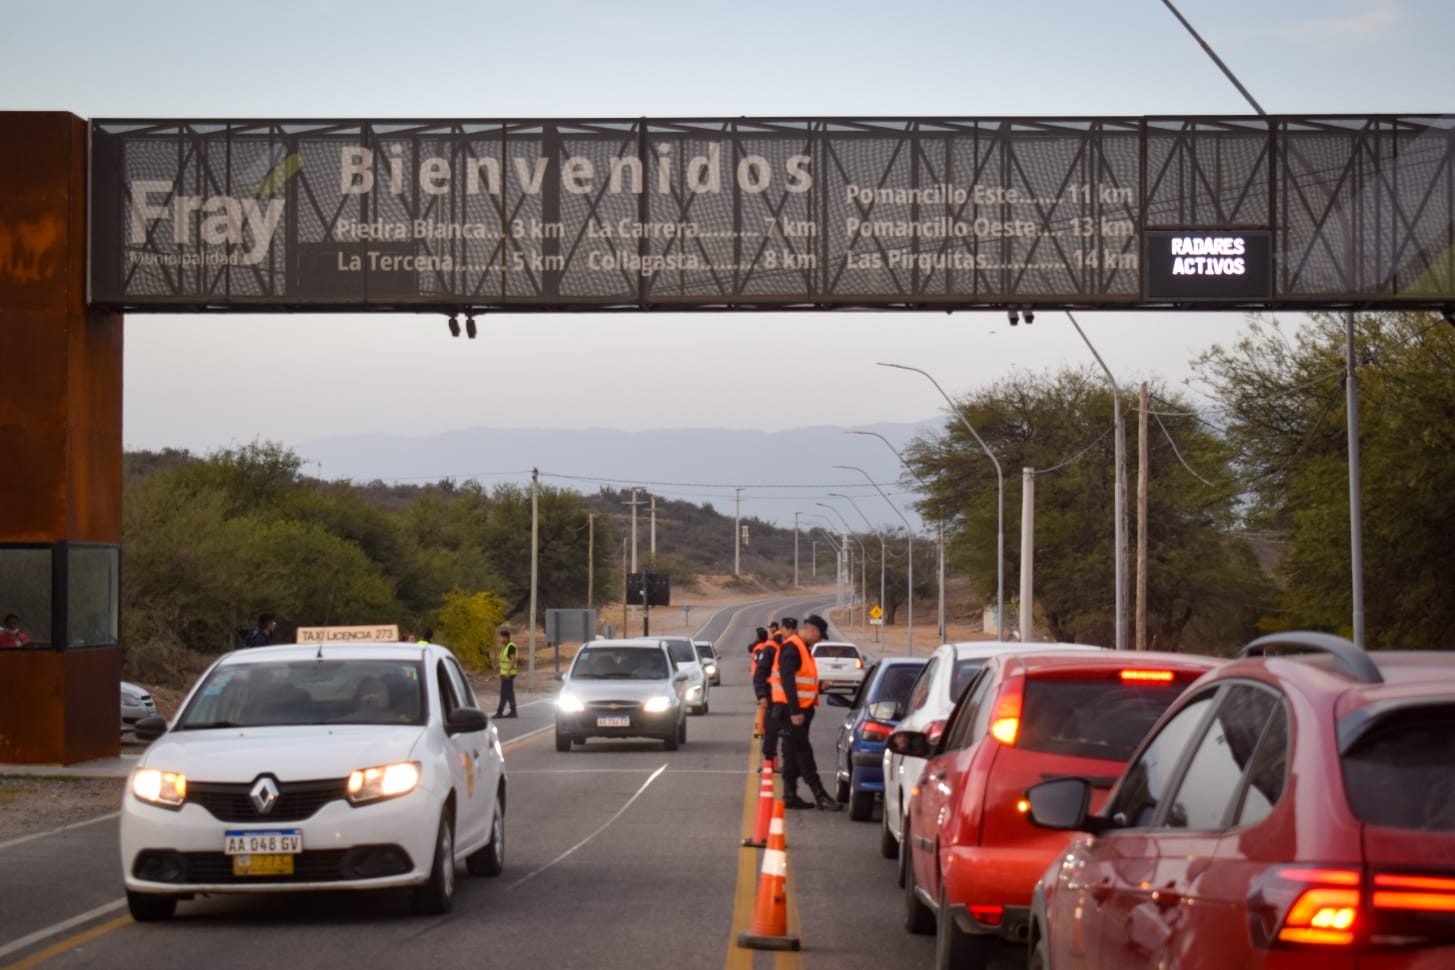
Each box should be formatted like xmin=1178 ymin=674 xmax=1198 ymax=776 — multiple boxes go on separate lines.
xmin=0 ymin=111 xmax=123 ymax=764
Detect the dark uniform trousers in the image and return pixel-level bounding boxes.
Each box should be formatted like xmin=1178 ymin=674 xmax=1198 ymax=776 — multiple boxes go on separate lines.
xmin=776 ymin=704 xmax=818 ymax=792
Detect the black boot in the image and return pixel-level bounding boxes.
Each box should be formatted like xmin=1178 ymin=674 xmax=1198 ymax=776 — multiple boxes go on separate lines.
xmin=783 ymin=790 xmax=814 ymax=810
xmin=811 ymin=784 xmax=843 ymax=812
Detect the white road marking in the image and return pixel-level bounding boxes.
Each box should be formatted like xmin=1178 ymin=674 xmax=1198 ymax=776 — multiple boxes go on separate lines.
xmin=506 ymin=762 xmax=668 ymax=891
xmin=0 ymin=811 xmax=120 ymax=852
xmin=0 ymin=898 xmax=126 ymax=961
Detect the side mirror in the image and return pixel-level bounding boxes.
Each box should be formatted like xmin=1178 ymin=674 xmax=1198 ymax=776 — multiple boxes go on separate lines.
xmin=134 ymin=715 xmax=168 ymax=742
xmin=823 ymin=692 xmax=850 ymax=708
xmin=867 ymin=700 xmax=900 ymax=722
xmin=1024 ymin=778 xmax=1099 ymax=833
xmin=446 ymin=707 xmax=489 ymax=735
xmin=885 ymin=731 xmax=930 ymax=759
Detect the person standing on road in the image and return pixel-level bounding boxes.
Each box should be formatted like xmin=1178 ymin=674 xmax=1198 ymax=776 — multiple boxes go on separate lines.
xmin=771 ymin=615 xmax=841 ymax=811
xmin=751 ymin=627 xmax=780 ymax=765
xmin=244 ymin=612 xmax=276 ymax=648
xmin=495 ymin=627 xmax=519 ymax=718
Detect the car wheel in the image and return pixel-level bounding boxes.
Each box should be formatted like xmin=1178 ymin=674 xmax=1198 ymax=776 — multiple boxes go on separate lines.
xmin=1029 ymin=928 xmax=1051 ymax=970
xmin=902 ymin=821 xmax=935 ymax=934
xmin=936 ymin=885 xmax=989 ymax=969
xmin=835 ymin=776 xmax=850 ymax=803
xmin=555 ymin=731 xmax=572 ymax=752
xmin=466 ymin=790 xmax=505 ymax=877
xmin=126 ymin=890 xmax=177 ymax=922
xmin=411 ymin=812 xmax=456 ymax=915
xmin=678 ymin=717 xmax=687 ymax=743
xmin=848 ymin=787 xmax=874 ymax=822
xmin=663 ymin=729 xmax=680 ymax=751
xmin=702 ymin=697 xmax=710 ymax=715
xmin=881 ymin=800 xmax=900 ymax=860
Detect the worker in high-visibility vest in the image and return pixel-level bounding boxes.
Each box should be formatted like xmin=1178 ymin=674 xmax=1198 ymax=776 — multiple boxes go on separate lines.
xmin=770 ymin=615 xmax=841 ymax=811
xmin=750 ymin=626 xmax=779 ymax=763
xmin=494 ymin=626 xmax=519 ymax=718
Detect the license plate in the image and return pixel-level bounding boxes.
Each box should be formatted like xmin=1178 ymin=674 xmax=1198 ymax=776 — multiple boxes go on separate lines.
xmin=597 ymin=715 xmax=631 ymax=728
xmin=224 ymin=830 xmax=302 ymax=855
xmin=232 ymin=854 xmax=294 ymax=876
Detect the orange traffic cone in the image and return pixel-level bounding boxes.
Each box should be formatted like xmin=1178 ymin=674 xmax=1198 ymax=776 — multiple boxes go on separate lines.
xmin=742 ymin=759 xmax=775 ymax=847
xmin=737 ymin=801 xmax=799 ymax=950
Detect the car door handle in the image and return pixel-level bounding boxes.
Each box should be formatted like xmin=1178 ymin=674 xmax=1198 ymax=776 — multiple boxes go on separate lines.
xmin=1091 ymin=878 xmax=1114 ymax=903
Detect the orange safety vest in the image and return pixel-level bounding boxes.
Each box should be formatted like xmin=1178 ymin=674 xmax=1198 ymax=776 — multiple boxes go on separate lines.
xmin=750 ymin=638 xmax=770 ymax=675
xmin=769 ymin=635 xmax=819 ymax=707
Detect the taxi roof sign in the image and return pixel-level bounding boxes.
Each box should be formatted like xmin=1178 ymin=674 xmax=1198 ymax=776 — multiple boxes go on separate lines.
xmin=296 ymin=624 xmax=400 ymax=644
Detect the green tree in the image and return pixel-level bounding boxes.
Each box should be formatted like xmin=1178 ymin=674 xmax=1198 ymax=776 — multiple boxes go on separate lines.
xmin=905 ymin=367 xmax=1267 ymax=649
xmin=433 ymin=588 xmax=507 ymax=671
xmin=1196 ymin=311 xmax=1455 ymax=646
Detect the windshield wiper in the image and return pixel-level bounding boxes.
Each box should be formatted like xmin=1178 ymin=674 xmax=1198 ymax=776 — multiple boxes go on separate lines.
xmin=180 ymin=720 xmax=241 ymax=730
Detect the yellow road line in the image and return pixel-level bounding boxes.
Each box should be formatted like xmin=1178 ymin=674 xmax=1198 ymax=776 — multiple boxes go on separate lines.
xmin=1 ymin=915 xmax=132 ymax=970
xmin=725 ymin=735 xmax=802 ymax=970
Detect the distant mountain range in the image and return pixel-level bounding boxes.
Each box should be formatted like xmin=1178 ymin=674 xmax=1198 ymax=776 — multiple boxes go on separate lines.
xmin=296 ymin=422 xmax=937 ymax=528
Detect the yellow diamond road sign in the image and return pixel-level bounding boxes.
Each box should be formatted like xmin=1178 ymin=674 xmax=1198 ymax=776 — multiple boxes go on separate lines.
xmin=869 ymin=605 xmax=883 ymax=620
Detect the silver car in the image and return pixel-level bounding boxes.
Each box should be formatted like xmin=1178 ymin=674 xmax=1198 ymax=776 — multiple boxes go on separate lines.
xmin=694 ymin=640 xmax=722 ymax=686
xmin=555 ymin=639 xmax=688 ymax=751
xmin=121 ymin=681 xmax=158 ymax=734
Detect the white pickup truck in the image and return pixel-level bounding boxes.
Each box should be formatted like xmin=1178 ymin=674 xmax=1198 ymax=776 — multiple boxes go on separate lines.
xmin=811 ymin=641 xmax=867 ymax=696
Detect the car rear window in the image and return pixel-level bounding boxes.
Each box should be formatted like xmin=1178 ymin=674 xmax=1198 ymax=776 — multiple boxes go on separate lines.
xmin=1019 ymin=678 xmax=1189 ymax=761
xmin=874 ymin=664 xmax=924 ymax=707
xmin=573 ymin=648 xmax=669 ymax=680
xmin=1343 ymin=713 xmax=1455 ymax=832
xmin=666 ymin=640 xmax=697 ymax=663
xmin=951 ymin=659 xmax=986 ymax=701
xmin=813 ymin=645 xmax=859 ymax=659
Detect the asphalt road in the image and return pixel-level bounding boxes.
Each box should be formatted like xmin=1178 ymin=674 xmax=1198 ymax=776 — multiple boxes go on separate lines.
xmin=1 ymin=595 xmax=1021 ymax=970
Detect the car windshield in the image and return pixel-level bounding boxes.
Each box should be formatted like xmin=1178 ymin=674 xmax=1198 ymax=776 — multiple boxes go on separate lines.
xmin=176 ymin=659 xmax=425 ymax=728
xmin=1018 ymin=678 xmax=1188 ymax=761
xmin=1343 ymin=711 xmax=1455 ymax=831
xmin=813 ymin=645 xmax=859 ymax=659
xmin=573 ymin=648 xmax=669 ymax=680
xmin=666 ymin=640 xmax=697 ymax=664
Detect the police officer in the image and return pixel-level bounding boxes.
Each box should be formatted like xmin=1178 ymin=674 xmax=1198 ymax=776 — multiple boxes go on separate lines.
xmin=772 ymin=615 xmax=841 ymax=811
xmin=494 ymin=626 xmax=519 ymax=718
xmin=751 ymin=626 xmax=779 ymax=764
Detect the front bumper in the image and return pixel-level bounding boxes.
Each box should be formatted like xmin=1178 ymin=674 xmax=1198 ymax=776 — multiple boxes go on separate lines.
xmin=121 ymin=783 xmax=440 ymax=895
xmin=557 ymin=708 xmax=679 ymax=740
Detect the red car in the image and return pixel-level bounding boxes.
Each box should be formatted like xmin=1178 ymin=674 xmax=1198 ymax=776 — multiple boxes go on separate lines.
xmin=889 ymin=650 xmax=1217 ymax=969
xmin=1026 ymin=632 xmax=1455 ymax=970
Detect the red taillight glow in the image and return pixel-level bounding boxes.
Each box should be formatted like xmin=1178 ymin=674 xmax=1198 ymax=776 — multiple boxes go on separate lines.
xmin=924 ymin=719 xmax=948 ymax=746
xmin=1279 ymin=887 xmax=1359 ymax=945
xmin=1373 ymin=891 xmax=1455 ymax=912
xmin=969 ymin=905 xmax=1004 ymax=926
xmin=1120 ymin=669 xmax=1175 ymax=683
xmin=860 ymin=720 xmax=894 ymax=743
xmin=1374 ymin=873 xmax=1455 ymax=893
xmin=989 ymin=690 xmax=1022 ymax=745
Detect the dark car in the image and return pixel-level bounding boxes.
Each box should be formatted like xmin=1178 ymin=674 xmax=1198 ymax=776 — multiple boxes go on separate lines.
xmin=831 ymin=657 xmax=927 ymax=821
xmin=1026 ymin=632 xmax=1455 ymax=970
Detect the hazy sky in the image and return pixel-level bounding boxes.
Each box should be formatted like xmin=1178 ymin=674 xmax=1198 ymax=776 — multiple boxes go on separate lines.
xmin=5 ymin=0 xmax=1452 ymax=491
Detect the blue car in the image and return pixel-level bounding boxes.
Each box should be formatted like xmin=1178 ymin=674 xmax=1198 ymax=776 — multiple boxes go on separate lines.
xmin=830 ymin=656 xmax=927 ymax=822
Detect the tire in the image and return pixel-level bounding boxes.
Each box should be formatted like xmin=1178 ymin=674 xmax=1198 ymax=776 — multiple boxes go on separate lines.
xmin=1029 ymin=929 xmax=1051 ymax=970
xmin=848 ymin=787 xmax=874 ymax=822
xmin=903 ymin=821 xmax=935 ymax=934
xmin=466 ymin=791 xmax=505 ymax=877
xmin=936 ymin=886 xmax=989 ymax=970
xmin=663 ymin=730 xmax=679 ymax=751
xmin=411 ymin=813 xmax=456 ymax=915
xmin=835 ymin=775 xmax=850 ymax=803
xmin=881 ymin=800 xmax=900 ymax=860
xmin=678 ymin=717 xmax=687 ymax=743
xmin=126 ymin=890 xmax=177 ymax=922
xmin=702 ymin=697 xmax=710 ymax=715
xmin=555 ymin=731 xmax=571 ymax=752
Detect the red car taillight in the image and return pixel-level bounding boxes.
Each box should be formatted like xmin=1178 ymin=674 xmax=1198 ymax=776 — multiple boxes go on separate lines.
xmin=1249 ymin=867 xmax=1361 ymax=947
xmin=860 ymin=720 xmax=894 ymax=743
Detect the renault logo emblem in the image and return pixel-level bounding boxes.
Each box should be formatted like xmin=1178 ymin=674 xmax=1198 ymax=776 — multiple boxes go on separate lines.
xmin=250 ymin=777 xmax=280 ymax=815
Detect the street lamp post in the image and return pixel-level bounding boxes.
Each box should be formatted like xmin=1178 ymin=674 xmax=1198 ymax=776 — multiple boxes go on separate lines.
xmin=828 ymin=491 xmax=887 ymax=645
xmin=835 ymin=465 xmax=913 ymax=652
xmin=846 ymin=431 xmax=947 ymax=643
xmin=809 ymin=526 xmax=845 ymax=609
xmin=1065 ymin=312 xmax=1127 ymax=651
xmin=818 ymin=502 xmax=868 ymax=629
xmin=878 ymin=363 xmax=1004 ymax=640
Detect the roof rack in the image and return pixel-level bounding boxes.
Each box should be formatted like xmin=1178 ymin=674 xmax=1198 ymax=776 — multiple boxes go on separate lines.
xmin=1238 ymin=631 xmax=1383 ymax=685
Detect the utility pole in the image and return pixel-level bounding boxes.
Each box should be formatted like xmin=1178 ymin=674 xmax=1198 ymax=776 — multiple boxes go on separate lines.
xmin=734 ymin=487 xmax=743 ymax=577
xmin=1137 ymin=383 xmax=1149 ymax=651
xmin=1020 ymin=468 xmax=1034 ymax=643
xmin=627 ymin=488 xmax=640 ymax=573
xmin=793 ymin=511 xmax=800 ymax=587
xmin=529 ymin=468 xmax=539 ymax=687
xmin=811 ymin=540 xmax=818 ymax=577
xmin=587 ymin=512 xmax=595 ymax=609
xmin=650 ymin=494 xmax=657 ymax=558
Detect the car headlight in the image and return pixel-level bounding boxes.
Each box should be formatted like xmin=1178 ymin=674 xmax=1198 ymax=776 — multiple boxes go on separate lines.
xmin=346 ymin=761 xmax=421 ymax=804
xmin=557 ymin=691 xmax=586 ymax=713
xmin=132 ymin=768 xmax=187 ymax=808
xmin=643 ymin=695 xmax=673 ymax=713
xmin=687 ymin=685 xmax=703 ymax=698
xmin=704 ymin=663 xmax=718 ymax=675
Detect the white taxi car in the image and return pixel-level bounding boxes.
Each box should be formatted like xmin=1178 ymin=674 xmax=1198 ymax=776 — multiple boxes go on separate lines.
xmin=121 ymin=642 xmax=506 ymax=920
